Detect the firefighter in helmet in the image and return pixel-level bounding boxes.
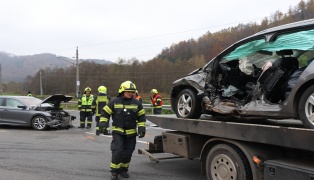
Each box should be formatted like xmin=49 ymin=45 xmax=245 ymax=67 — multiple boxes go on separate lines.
xmin=150 ymin=88 xmax=163 ymax=114
xmin=99 ymin=81 xmax=146 ymax=180
xmin=133 ymin=90 xmax=142 ymax=103
xmin=92 ymin=85 xmax=111 ymax=135
xmin=27 ymin=91 xmax=32 ymax=97
xmin=78 ymin=87 xmax=95 ymax=129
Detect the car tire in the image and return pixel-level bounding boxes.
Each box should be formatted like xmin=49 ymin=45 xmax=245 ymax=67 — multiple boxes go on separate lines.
xmin=206 ymin=143 xmax=252 ymax=180
xmin=174 ymin=89 xmax=201 ymax=119
xmin=31 ymin=116 xmax=48 ymax=130
xmin=299 ymin=85 xmax=314 ymax=129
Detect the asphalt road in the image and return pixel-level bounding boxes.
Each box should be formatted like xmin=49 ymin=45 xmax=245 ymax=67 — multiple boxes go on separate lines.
xmin=0 ymin=110 xmax=207 ymax=180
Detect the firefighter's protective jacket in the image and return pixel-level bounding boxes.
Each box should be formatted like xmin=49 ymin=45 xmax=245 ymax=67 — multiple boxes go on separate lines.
xmin=151 ymin=94 xmax=163 ymax=108
xmin=78 ymin=94 xmax=95 ymax=112
xmin=100 ymin=95 xmax=146 ymax=136
xmin=92 ymin=93 xmax=111 ymax=116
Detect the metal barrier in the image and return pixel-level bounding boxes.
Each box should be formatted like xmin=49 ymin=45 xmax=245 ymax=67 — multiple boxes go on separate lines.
xmin=62 ymin=101 xmax=172 ymax=110
xmin=142 ymin=104 xmax=171 ymax=110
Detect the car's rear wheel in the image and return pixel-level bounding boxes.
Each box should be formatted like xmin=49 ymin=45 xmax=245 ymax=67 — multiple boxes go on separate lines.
xmin=174 ymin=89 xmax=201 ymax=119
xmin=32 ymin=116 xmax=48 ymax=130
xmin=299 ymin=85 xmax=314 ymax=129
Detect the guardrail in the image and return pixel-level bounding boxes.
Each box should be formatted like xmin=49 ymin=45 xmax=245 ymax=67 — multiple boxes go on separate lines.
xmin=62 ymin=101 xmax=172 ymax=111
xmin=142 ymin=104 xmax=172 ymax=110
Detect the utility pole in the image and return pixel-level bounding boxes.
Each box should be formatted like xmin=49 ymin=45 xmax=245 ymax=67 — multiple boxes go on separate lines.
xmin=40 ymin=69 xmax=43 ymax=96
xmin=0 ymin=64 xmax=2 ymax=94
xmin=76 ymin=47 xmax=80 ymax=98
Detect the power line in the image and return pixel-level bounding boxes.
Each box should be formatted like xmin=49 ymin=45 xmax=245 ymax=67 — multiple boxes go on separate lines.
xmin=78 ymin=18 xmax=263 ymax=48
xmin=56 ymin=56 xmax=76 ymax=65
xmin=57 ymin=17 xmax=264 ymax=55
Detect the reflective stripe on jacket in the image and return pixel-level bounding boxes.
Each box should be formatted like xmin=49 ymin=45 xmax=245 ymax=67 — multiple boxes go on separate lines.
xmin=78 ymin=94 xmax=95 ymax=112
xmin=100 ymin=95 xmax=146 ymax=136
xmin=92 ymin=93 xmax=111 ymax=116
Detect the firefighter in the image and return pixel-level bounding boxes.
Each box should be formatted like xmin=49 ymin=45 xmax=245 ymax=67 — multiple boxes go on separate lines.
xmin=150 ymin=88 xmax=163 ymax=114
xmin=134 ymin=90 xmax=142 ymax=103
xmin=78 ymin=87 xmax=95 ymax=129
xmin=92 ymin=85 xmax=111 ymax=135
xmin=99 ymin=81 xmax=146 ymax=180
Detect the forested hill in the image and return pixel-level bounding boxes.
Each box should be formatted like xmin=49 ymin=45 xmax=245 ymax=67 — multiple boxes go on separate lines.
xmin=156 ymin=0 xmax=313 ymax=63
xmin=0 ymin=52 xmax=111 ymax=82
xmin=5 ymin=0 xmax=314 ymax=96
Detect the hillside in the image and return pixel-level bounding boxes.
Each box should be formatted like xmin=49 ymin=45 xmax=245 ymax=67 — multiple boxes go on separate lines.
xmin=0 ymin=52 xmax=112 ymax=82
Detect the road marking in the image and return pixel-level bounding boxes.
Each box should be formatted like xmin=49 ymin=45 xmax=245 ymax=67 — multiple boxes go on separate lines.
xmin=86 ymin=135 xmax=96 ymax=140
xmin=137 ymin=140 xmax=148 ymax=144
xmin=85 ymin=132 xmax=148 ymax=144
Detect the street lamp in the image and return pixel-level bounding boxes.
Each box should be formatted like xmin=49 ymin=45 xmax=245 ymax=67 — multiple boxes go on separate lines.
xmin=76 ymin=47 xmax=80 ymax=98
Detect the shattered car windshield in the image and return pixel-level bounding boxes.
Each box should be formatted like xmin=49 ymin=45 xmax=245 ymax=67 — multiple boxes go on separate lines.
xmin=222 ymin=29 xmax=314 ymax=67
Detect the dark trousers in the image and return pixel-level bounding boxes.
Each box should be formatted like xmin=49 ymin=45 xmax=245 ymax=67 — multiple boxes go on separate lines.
xmin=153 ymin=108 xmax=162 ymax=114
xmin=110 ymin=133 xmax=136 ymax=174
xmin=95 ymin=116 xmax=100 ymax=127
xmin=79 ymin=111 xmax=92 ymax=128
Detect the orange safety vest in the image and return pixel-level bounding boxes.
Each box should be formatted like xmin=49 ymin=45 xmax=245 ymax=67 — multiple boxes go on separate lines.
xmin=151 ymin=94 xmax=163 ymax=108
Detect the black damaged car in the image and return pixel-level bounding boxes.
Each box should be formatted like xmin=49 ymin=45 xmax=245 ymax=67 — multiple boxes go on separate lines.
xmin=0 ymin=94 xmax=75 ymax=130
xmin=170 ymin=18 xmax=314 ymax=129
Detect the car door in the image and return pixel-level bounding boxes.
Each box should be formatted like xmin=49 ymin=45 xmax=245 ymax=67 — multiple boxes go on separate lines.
xmin=2 ymin=98 xmax=30 ymax=126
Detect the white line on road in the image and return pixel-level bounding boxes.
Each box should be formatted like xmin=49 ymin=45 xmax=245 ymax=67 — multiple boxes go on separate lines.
xmin=85 ymin=132 xmax=148 ymax=144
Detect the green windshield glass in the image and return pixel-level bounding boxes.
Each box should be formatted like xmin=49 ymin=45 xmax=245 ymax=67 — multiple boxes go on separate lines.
xmin=225 ymin=29 xmax=314 ymax=60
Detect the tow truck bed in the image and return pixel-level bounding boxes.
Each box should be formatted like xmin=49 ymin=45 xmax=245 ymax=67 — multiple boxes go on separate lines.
xmin=147 ymin=114 xmax=314 ymax=151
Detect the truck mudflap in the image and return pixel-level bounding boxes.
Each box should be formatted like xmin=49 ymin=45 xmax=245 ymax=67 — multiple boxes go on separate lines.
xmin=138 ymin=135 xmax=182 ymax=163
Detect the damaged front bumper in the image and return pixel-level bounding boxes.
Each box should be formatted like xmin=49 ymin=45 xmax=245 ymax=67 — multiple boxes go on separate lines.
xmin=47 ymin=115 xmax=76 ymax=129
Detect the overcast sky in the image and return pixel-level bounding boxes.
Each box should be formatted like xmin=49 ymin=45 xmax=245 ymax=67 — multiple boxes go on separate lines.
xmin=0 ymin=0 xmax=300 ymax=62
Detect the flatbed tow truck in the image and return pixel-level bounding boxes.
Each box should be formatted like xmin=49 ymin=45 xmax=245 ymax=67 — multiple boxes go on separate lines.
xmin=139 ymin=114 xmax=314 ymax=180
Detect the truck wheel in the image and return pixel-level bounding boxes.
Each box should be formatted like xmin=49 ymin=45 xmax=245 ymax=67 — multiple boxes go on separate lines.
xmin=206 ymin=143 xmax=252 ymax=180
xmin=32 ymin=116 xmax=48 ymax=130
xmin=174 ymin=89 xmax=201 ymax=119
xmin=298 ymin=85 xmax=314 ymax=129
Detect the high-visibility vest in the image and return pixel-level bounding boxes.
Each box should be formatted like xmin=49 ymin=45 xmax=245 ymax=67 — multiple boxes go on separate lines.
xmin=78 ymin=94 xmax=94 ymax=112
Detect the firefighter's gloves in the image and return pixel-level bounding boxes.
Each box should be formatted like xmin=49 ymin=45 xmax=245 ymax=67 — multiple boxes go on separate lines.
xmin=138 ymin=126 xmax=146 ymax=138
xmin=138 ymin=132 xmax=145 ymax=138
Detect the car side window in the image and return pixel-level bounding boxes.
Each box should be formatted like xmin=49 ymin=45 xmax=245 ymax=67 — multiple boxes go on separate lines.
xmin=6 ymin=99 xmax=24 ymax=108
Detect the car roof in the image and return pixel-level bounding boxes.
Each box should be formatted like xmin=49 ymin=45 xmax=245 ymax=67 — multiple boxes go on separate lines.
xmin=255 ymin=18 xmax=314 ymax=36
xmin=207 ymin=18 xmax=314 ymax=63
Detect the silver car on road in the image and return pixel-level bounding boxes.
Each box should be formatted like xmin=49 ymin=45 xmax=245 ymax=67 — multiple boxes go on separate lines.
xmin=0 ymin=94 xmax=75 ymax=130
